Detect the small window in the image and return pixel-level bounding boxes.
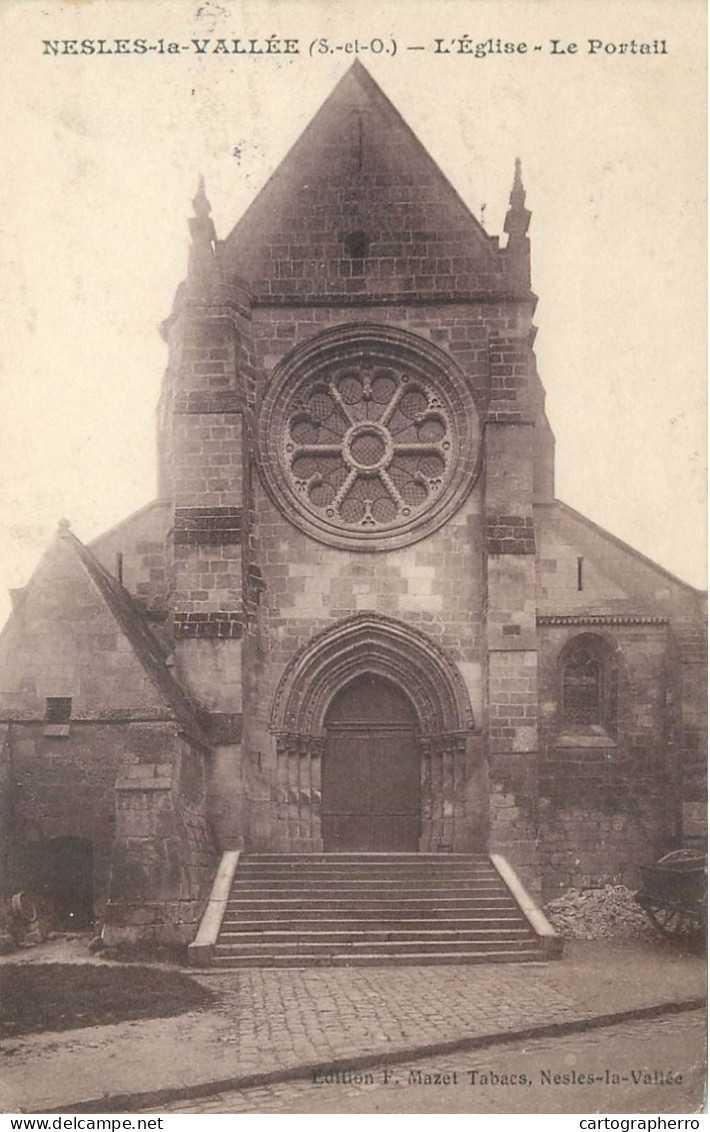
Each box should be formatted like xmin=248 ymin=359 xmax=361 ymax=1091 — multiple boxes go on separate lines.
xmin=344 ymin=230 xmax=368 ymax=259
xmin=563 ymin=653 xmax=601 ymax=725
xmin=559 ymin=634 xmax=617 ymax=736
xmin=44 ymin=697 xmax=72 ymax=723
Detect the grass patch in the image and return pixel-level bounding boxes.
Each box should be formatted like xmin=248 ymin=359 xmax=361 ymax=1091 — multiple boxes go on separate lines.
xmin=0 ymin=963 xmax=214 ymax=1038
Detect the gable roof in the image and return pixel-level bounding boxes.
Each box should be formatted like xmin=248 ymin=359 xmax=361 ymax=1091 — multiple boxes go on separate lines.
xmin=221 ymin=62 xmax=515 ymax=302
xmin=538 ymin=499 xmax=707 ymax=599
xmin=3 ymin=526 xmax=208 ymax=749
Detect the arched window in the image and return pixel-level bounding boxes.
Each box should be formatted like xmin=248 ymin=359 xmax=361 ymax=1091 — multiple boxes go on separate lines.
xmin=560 ymin=634 xmax=617 ymax=735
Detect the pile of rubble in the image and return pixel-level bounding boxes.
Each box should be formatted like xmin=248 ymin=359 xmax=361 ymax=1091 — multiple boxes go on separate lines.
xmin=544 ymin=884 xmax=654 ymax=939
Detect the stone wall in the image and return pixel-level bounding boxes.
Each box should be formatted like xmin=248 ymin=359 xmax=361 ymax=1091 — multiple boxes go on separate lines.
xmin=535 ymin=501 xmax=705 ymax=620
xmin=537 ymin=811 xmax=651 ymax=898
xmin=105 ymin=729 xmax=217 ymax=944
xmin=675 ymin=622 xmax=708 ymax=841
xmin=0 ymin=545 xmax=166 ymax=723
xmin=0 ymin=725 xmax=13 ymax=897
xmin=250 ymin=303 xmax=528 ymax=418
xmin=160 ymin=290 xmax=550 ymax=852
xmin=0 ymin=519 xmax=217 ymax=940
xmin=1 ymin=722 xmax=130 ymax=922
xmin=1 ymin=719 xmax=217 ymax=940
xmin=535 ymin=501 xmax=706 ymax=889
xmin=222 ymin=64 xmax=516 ymax=304
xmin=90 ymin=501 xmax=173 ymax=616
xmin=243 ymin=306 xmax=498 ymax=851
xmin=536 ymin=621 xmax=676 ymax=896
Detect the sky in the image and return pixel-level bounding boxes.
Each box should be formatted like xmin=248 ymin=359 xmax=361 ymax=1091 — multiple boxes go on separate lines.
xmin=0 ymin=0 xmax=706 ymax=627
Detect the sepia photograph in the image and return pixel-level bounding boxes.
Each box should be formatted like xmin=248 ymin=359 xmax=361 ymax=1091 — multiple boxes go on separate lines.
xmin=0 ymin=0 xmax=705 ymax=1120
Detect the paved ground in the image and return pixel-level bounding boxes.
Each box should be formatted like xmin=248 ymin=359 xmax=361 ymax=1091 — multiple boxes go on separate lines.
xmin=0 ymin=936 xmax=705 ymax=1113
xmin=155 ymin=1010 xmax=707 ymax=1114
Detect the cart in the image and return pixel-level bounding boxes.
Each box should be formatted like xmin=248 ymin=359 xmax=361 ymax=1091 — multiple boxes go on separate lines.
xmin=636 ymin=849 xmax=707 ymax=936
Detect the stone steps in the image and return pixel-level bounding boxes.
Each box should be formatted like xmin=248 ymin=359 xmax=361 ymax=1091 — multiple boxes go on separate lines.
xmin=220 ymin=916 xmax=522 ymax=931
xmin=222 ymin=903 xmax=515 ymax=918
xmin=214 ymin=938 xmax=536 ymax=958
xmin=208 ymin=853 xmax=549 ymax=968
xmin=217 ymin=928 xmax=532 ymax=946
xmin=234 ymin=862 xmax=494 ymax=875
xmin=236 ymin=853 xmax=479 ymax=862
xmin=210 ymin=949 xmax=545 ymax=969
xmin=226 ymin=883 xmax=503 ymax=895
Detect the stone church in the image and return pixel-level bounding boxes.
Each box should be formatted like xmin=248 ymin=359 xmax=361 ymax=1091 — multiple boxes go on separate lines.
xmin=0 ymin=63 xmax=705 ymax=953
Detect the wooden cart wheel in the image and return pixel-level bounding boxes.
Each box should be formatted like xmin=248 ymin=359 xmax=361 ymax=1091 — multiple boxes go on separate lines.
xmin=11 ymin=892 xmax=37 ymax=923
xmin=645 ymin=904 xmax=700 ymax=936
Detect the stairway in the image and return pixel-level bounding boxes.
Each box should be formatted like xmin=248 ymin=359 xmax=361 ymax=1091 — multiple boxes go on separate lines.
xmin=210 ymin=854 xmax=550 ymax=968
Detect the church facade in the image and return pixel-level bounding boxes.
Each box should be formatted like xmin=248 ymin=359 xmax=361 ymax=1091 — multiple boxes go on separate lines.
xmin=0 ymin=64 xmax=705 ymax=944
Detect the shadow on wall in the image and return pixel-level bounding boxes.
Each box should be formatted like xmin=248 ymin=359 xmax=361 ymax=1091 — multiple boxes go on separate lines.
xmin=4 ymin=835 xmax=94 ymax=931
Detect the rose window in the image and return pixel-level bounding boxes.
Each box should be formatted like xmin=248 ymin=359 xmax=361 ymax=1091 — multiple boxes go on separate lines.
xmin=258 ymin=327 xmax=480 ymax=551
xmin=285 ymin=367 xmax=452 ymax=532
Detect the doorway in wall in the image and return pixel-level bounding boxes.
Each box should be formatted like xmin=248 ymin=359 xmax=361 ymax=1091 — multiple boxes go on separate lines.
xmin=321 ymin=674 xmax=421 ymax=851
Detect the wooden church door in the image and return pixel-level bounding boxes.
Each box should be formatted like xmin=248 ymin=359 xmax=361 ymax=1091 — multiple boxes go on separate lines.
xmin=321 ymin=674 xmax=421 ymax=851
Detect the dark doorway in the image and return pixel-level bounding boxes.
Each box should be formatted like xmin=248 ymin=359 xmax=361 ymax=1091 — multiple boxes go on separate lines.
xmin=321 ymin=674 xmax=421 ymax=851
xmin=43 ymin=837 xmax=94 ymax=929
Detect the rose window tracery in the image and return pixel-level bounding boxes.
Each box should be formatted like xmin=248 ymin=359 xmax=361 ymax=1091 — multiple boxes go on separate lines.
xmin=285 ymin=367 xmax=453 ymax=532
xmin=257 ymin=326 xmax=480 ymax=551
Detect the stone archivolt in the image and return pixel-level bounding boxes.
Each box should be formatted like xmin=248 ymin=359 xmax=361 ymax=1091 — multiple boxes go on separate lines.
xmin=270 ymin=612 xmax=479 ymax=851
xmin=271 ymin=611 xmax=475 ymax=739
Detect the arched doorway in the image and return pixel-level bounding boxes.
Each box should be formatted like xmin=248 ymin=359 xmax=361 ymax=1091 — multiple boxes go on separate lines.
xmin=271 ymin=613 xmax=481 ymax=853
xmin=321 ymin=674 xmax=421 ymax=851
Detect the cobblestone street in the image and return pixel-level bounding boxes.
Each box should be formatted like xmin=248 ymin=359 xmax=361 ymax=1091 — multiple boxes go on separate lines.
xmin=0 ymin=939 xmax=704 ymax=1113
xmin=194 ymin=963 xmax=581 ymax=1068
xmin=153 ymin=1010 xmax=706 ymax=1115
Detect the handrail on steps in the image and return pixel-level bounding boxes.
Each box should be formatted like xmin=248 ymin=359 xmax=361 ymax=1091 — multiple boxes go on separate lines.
xmin=489 ymin=853 xmax=563 ymax=959
xmin=188 ymin=849 xmax=241 ymax=967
